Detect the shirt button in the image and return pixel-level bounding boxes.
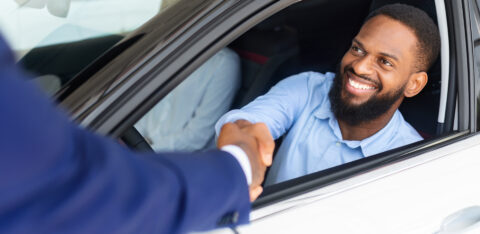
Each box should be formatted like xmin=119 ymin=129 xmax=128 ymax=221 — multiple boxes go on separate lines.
xmin=336 ymin=142 xmax=341 ymax=147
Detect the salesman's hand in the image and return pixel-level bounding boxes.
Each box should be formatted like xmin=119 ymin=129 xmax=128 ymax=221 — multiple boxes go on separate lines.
xmin=217 ymin=121 xmax=274 ymax=202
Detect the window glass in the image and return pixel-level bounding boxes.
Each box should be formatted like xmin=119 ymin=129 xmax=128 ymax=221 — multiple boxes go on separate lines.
xmin=0 ymin=0 xmax=181 ymax=95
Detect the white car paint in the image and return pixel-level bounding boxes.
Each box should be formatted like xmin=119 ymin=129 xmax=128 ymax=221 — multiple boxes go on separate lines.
xmin=206 ymin=134 xmax=480 ymax=233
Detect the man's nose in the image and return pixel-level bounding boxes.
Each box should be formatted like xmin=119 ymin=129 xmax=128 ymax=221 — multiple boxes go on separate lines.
xmin=351 ymin=55 xmax=374 ymax=76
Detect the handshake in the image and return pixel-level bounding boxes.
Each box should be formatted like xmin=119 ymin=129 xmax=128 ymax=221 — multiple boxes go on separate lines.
xmin=217 ymin=120 xmax=275 ymax=202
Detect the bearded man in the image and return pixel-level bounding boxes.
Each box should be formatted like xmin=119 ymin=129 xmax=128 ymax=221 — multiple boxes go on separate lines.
xmin=215 ymin=3 xmax=441 ymax=185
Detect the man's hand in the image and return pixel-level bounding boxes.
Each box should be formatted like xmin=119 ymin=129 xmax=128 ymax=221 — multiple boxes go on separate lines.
xmin=217 ymin=120 xmax=274 ymax=201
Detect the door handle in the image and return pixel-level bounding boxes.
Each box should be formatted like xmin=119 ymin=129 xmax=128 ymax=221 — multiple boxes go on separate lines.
xmin=436 ymin=206 xmax=480 ymax=233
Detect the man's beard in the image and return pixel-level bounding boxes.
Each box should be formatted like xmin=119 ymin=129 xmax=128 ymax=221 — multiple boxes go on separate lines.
xmin=328 ymin=67 xmax=406 ymax=126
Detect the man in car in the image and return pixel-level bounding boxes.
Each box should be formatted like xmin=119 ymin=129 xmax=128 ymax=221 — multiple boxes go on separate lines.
xmin=0 ymin=35 xmax=274 ymax=233
xmin=215 ymin=4 xmax=441 ymax=185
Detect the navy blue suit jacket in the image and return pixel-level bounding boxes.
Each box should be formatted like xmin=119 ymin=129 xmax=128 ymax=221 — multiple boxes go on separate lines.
xmin=0 ymin=37 xmax=250 ymax=233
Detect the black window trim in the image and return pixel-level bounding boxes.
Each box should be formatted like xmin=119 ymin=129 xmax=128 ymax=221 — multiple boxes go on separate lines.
xmin=449 ymin=0 xmax=476 ymax=132
xmin=468 ymin=0 xmax=480 ymax=130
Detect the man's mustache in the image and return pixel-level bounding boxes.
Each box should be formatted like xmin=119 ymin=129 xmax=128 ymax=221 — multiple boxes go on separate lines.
xmin=343 ymin=66 xmax=382 ymax=89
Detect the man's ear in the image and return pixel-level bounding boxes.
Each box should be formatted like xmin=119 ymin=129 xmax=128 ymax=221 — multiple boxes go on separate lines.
xmin=404 ymin=71 xmax=428 ymax=98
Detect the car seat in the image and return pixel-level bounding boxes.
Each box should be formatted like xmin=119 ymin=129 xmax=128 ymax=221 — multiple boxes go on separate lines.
xmin=229 ymin=15 xmax=300 ymax=109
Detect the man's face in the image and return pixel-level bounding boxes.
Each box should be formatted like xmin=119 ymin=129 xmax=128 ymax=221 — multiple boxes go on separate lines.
xmin=330 ymin=15 xmax=419 ymax=125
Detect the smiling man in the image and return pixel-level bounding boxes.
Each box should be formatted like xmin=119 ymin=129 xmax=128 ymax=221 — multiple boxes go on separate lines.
xmin=215 ymin=4 xmax=441 ymax=185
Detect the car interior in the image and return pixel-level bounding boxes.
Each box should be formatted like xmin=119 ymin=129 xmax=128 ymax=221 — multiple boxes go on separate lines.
xmin=17 ymin=0 xmax=444 ymax=184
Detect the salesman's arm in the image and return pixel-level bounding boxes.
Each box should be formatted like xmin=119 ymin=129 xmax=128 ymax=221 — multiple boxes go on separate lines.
xmin=0 ymin=37 xmax=272 ymax=233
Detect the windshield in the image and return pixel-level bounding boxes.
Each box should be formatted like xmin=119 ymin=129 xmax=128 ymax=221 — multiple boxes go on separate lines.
xmin=0 ymin=0 xmax=180 ymax=95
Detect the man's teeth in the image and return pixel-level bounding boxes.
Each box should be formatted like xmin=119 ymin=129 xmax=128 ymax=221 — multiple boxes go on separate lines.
xmin=348 ymin=78 xmax=375 ymax=90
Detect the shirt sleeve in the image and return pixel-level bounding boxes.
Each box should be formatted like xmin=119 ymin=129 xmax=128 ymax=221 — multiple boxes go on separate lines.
xmin=0 ymin=38 xmax=250 ymax=233
xmin=215 ymin=72 xmax=311 ymax=139
xmin=221 ymin=145 xmax=252 ymax=185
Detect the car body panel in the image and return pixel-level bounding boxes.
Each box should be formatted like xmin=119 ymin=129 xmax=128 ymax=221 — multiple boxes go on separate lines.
xmin=202 ymin=133 xmax=480 ymax=233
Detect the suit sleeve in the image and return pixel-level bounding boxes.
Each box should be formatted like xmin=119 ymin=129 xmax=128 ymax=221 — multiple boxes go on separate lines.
xmin=0 ymin=38 xmax=249 ymax=233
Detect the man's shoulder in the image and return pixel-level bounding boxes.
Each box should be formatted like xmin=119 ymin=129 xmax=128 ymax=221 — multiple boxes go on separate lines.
xmin=284 ymin=71 xmax=335 ymax=82
xmin=363 ymin=111 xmax=422 ymax=156
xmin=392 ymin=111 xmax=424 ymax=143
xmin=277 ymin=71 xmax=335 ymax=90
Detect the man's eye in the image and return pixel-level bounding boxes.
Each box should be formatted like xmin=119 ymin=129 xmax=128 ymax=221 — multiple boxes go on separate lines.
xmin=380 ymin=58 xmax=393 ymax=67
xmin=351 ymin=46 xmax=364 ymax=55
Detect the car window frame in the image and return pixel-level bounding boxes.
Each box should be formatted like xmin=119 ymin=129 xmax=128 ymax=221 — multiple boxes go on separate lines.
xmin=58 ymin=0 xmax=226 ymax=123
xmin=468 ymin=0 xmax=480 ymax=130
xmin=448 ymin=0 xmax=476 ymax=132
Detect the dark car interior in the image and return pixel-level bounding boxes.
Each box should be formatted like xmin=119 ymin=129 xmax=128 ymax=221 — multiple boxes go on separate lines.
xmin=18 ymin=0 xmax=441 ymax=149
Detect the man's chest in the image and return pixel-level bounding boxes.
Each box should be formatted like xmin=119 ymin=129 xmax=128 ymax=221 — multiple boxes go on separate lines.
xmin=285 ymin=111 xmax=365 ymax=173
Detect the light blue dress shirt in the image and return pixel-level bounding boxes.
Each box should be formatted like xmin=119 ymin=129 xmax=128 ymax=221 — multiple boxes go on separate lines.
xmin=215 ymin=72 xmax=423 ymax=185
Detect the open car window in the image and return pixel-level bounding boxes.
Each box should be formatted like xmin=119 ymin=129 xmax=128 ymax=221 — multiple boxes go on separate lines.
xmin=120 ymin=0 xmax=453 ymax=192
xmin=0 ymin=0 xmax=180 ymax=95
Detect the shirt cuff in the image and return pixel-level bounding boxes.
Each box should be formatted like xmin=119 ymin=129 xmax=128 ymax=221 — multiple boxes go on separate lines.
xmin=221 ymin=145 xmax=252 ymax=185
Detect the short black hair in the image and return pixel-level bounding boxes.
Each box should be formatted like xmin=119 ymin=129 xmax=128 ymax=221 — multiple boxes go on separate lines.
xmin=365 ymin=3 xmax=440 ymax=72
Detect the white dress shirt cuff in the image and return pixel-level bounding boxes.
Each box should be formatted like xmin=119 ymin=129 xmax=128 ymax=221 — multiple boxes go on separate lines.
xmin=221 ymin=145 xmax=252 ymax=185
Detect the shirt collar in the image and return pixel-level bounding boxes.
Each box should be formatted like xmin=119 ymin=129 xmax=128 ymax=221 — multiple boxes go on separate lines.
xmin=313 ymin=97 xmax=401 ymax=157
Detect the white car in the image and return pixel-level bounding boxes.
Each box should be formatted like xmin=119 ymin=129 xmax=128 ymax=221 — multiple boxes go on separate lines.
xmin=2 ymin=0 xmax=480 ymax=233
